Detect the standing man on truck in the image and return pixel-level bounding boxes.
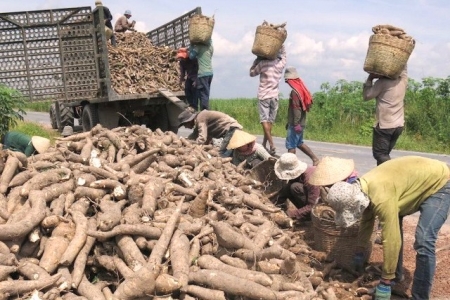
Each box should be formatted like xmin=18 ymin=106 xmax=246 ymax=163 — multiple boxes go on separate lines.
xmin=177 ymin=48 xmax=199 ymax=111
xmin=189 ymin=39 xmax=213 ymax=111
xmin=115 ymin=10 xmax=136 ymax=33
xmin=93 ymin=0 xmax=116 ymax=46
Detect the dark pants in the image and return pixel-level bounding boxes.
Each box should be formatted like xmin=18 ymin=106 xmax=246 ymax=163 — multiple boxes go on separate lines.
xmin=197 ymin=75 xmax=213 ymax=111
xmin=372 ymin=125 xmax=403 ymax=165
xmin=185 ymin=77 xmax=199 ymax=111
xmin=274 ymin=181 xmax=307 ymax=210
xmin=219 ymin=127 xmax=238 ymax=157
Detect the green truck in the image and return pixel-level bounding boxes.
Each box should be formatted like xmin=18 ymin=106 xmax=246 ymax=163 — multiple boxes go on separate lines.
xmin=0 ymin=6 xmax=201 ymax=133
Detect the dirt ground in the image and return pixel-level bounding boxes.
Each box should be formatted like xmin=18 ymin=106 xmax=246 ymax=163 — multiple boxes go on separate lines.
xmin=369 ymin=216 xmax=450 ymax=300
xmin=299 ymin=215 xmax=450 ymax=300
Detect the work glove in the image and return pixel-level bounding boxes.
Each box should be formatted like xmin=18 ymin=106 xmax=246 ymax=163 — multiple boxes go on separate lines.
xmin=374 ymin=282 xmax=391 ymax=300
xmin=352 ymin=252 xmax=365 ymax=274
xmin=294 ymin=124 xmax=302 ymax=133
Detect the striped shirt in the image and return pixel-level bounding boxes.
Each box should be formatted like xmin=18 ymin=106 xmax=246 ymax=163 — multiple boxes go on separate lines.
xmin=249 ymin=45 xmax=287 ymax=100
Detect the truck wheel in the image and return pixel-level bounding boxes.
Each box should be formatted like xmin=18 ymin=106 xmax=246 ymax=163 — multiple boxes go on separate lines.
xmin=49 ymin=103 xmax=74 ymax=130
xmin=49 ymin=104 xmax=58 ymax=129
xmin=81 ymin=104 xmax=99 ymax=132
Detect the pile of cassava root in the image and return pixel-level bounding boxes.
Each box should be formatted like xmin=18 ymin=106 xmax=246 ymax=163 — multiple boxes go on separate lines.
xmin=107 ymin=32 xmax=182 ymax=95
xmin=0 ymin=125 xmax=375 ymax=300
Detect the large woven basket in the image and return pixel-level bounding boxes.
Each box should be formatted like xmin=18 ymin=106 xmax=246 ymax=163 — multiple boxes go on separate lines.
xmin=247 ymin=159 xmax=285 ymax=200
xmin=364 ymin=34 xmax=415 ymax=79
xmin=252 ymin=25 xmax=287 ymax=59
xmin=311 ymin=204 xmax=376 ymax=271
xmin=189 ymin=14 xmax=214 ymax=44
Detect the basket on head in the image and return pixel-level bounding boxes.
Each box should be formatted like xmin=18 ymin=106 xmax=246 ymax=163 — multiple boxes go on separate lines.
xmin=311 ymin=203 xmax=377 ymax=271
xmin=189 ymin=14 xmax=214 ymax=44
xmin=252 ymin=22 xmax=287 ymax=59
xmin=363 ymin=33 xmax=415 ymax=79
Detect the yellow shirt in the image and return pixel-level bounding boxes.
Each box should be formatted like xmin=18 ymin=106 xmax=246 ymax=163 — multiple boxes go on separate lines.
xmin=358 ymin=156 xmax=449 ymax=279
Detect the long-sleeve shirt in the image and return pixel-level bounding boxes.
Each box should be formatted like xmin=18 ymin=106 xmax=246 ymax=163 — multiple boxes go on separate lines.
xmin=2 ymin=131 xmax=35 ymax=157
xmin=249 ymin=45 xmax=287 ymax=101
xmin=179 ymin=58 xmax=198 ymax=82
xmin=187 ymin=110 xmax=242 ymax=144
xmin=189 ymin=41 xmax=213 ymax=77
xmin=362 ymin=70 xmax=407 ymax=129
xmin=231 ymin=143 xmax=271 ymax=166
xmin=114 ymin=15 xmax=133 ymax=32
xmin=288 ymin=90 xmax=306 ymax=126
xmin=287 ymin=166 xmax=320 ymax=219
xmin=94 ymin=6 xmax=113 ymax=29
xmin=358 ymin=156 xmax=449 ymax=279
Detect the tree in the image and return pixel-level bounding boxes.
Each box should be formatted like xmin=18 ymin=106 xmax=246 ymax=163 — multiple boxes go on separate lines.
xmin=0 ymin=85 xmax=26 ymax=137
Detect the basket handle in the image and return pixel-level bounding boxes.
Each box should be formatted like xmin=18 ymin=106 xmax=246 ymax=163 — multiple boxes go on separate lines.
xmin=319 ymin=207 xmax=336 ymax=224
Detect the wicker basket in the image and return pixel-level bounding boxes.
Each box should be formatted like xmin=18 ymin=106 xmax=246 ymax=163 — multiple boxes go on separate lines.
xmin=247 ymin=159 xmax=285 ymax=200
xmin=252 ymin=25 xmax=287 ymax=59
xmin=311 ymin=204 xmax=376 ymax=271
xmin=189 ymin=14 xmax=214 ymax=44
xmin=364 ymin=34 xmax=415 ymax=79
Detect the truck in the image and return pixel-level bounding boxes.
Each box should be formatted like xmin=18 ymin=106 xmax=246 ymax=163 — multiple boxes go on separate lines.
xmin=0 ymin=6 xmax=201 ymax=133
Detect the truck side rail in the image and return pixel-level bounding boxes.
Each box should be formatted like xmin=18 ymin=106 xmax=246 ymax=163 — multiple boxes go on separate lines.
xmin=146 ymin=7 xmax=202 ymax=49
xmin=0 ymin=7 xmax=99 ymax=103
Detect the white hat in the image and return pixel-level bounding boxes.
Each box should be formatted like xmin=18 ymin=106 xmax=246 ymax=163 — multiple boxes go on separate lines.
xmin=308 ymin=156 xmax=355 ymax=186
xmin=327 ymin=181 xmax=370 ymax=227
xmin=31 ymin=136 xmax=51 ymax=154
xmin=61 ymin=126 xmax=74 ymax=137
xmin=124 ymin=10 xmax=132 ymax=15
xmin=284 ymin=66 xmax=299 ymax=80
xmin=274 ymin=153 xmax=307 ymax=180
xmin=226 ymin=130 xmax=256 ymax=150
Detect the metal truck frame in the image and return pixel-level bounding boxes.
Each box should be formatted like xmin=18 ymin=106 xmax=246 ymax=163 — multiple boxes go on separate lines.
xmin=0 ymin=6 xmax=201 ymax=133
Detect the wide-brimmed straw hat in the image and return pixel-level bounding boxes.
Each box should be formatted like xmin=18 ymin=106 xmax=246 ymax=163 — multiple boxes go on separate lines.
xmin=31 ymin=136 xmax=50 ymax=154
xmin=308 ymin=156 xmax=355 ymax=186
xmin=274 ymin=153 xmax=308 ymax=180
xmin=226 ymin=130 xmax=256 ymax=150
xmin=177 ymin=110 xmax=197 ymax=127
xmin=284 ymin=66 xmax=299 ymax=80
xmin=61 ymin=126 xmax=74 ymax=137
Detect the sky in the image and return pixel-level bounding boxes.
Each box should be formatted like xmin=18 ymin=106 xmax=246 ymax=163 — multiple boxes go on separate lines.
xmin=2 ymin=0 xmax=450 ymax=98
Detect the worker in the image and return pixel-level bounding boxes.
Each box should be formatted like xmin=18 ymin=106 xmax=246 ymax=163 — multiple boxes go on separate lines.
xmin=178 ymin=109 xmax=242 ymax=157
xmin=226 ymin=129 xmax=272 ymax=168
xmin=114 ymin=10 xmax=135 ymax=33
xmin=177 ymin=48 xmax=199 ymax=111
xmin=273 ymin=153 xmax=320 ymax=221
xmin=325 ymin=156 xmax=450 ymax=300
xmin=1 ymin=131 xmax=50 ymax=157
xmin=93 ymin=0 xmax=116 ymax=46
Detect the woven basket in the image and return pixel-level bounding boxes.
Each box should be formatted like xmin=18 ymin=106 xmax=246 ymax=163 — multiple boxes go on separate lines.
xmin=252 ymin=25 xmax=287 ymax=59
xmin=247 ymin=159 xmax=285 ymax=200
xmin=189 ymin=14 xmax=214 ymax=44
xmin=311 ymin=204 xmax=376 ymax=271
xmin=364 ymin=34 xmax=415 ymax=79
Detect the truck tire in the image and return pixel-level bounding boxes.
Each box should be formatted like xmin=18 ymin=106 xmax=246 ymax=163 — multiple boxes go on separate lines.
xmin=49 ymin=103 xmax=57 ymax=129
xmin=49 ymin=103 xmax=74 ymax=130
xmin=82 ymin=104 xmax=100 ymax=132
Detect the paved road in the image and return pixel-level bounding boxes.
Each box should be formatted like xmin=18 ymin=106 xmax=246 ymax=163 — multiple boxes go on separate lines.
xmin=24 ymin=111 xmax=450 ymax=175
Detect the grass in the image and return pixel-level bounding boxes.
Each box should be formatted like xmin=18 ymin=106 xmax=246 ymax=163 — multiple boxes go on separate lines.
xmin=10 ymin=120 xmax=60 ymax=144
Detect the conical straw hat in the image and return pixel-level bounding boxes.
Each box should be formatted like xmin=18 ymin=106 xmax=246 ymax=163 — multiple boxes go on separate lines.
xmin=31 ymin=136 xmax=51 ymax=154
xmin=308 ymin=156 xmax=355 ymax=186
xmin=226 ymin=130 xmax=256 ymax=150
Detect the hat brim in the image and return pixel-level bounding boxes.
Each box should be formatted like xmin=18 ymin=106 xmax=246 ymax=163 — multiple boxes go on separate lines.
xmin=178 ymin=113 xmax=197 ymax=127
xmin=31 ymin=136 xmax=50 ymax=154
xmin=226 ymin=130 xmax=256 ymax=150
xmin=274 ymin=160 xmax=307 ymax=180
xmin=308 ymin=157 xmax=355 ymax=186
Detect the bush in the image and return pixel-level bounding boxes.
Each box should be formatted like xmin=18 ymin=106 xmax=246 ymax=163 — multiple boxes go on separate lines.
xmin=0 ymin=85 xmax=26 ymax=137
